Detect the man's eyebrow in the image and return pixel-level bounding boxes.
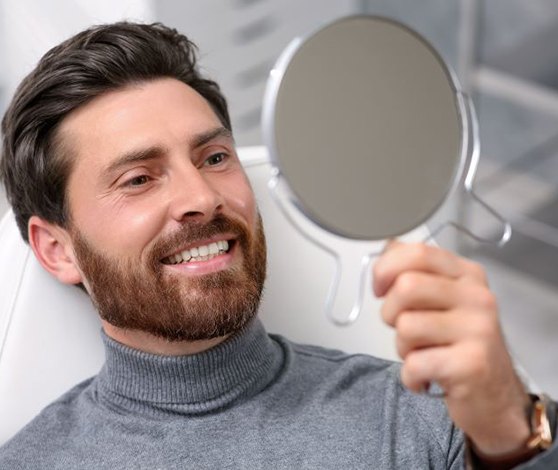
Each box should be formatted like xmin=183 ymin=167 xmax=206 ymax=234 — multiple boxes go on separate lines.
xmin=102 ymin=146 xmax=167 ymax=180
xmin=191 ymin=127 xmax=233 ymax=148
xmin=102 ymin=127 xmax=233 ymax=181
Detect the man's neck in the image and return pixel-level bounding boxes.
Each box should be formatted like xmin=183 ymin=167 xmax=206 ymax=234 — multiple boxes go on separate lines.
xmin=101 ymin=321 xmax=229 ymax=356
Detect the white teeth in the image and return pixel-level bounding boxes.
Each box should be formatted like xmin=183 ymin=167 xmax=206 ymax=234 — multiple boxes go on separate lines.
xmin=165 ymin=240 xmax=230 ymax=265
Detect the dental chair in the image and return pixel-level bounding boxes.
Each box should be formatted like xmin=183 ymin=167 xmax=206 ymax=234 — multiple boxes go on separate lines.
xmin=0 ymin=146 xmax=429 ymax=445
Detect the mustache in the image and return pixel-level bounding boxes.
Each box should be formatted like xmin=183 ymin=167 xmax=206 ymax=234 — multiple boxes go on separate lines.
xmin=149 ymin=214 xmax=250 ymax=265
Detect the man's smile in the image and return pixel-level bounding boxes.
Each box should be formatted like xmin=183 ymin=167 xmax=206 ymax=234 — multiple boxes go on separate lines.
xmin=161 ymin=238 xmax=233 ymax=265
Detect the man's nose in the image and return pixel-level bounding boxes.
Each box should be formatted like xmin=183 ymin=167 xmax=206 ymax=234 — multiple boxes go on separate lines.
xmin=167 ymin=164 xmax=223 ymax=223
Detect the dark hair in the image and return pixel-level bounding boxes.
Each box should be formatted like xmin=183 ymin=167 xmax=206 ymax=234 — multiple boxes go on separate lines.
xmin=0 ymin=22 xmax=231 ymax=242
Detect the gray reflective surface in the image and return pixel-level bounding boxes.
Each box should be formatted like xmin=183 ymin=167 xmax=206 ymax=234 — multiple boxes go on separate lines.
xmin=269 ymin=16 xmax=462 ymax=239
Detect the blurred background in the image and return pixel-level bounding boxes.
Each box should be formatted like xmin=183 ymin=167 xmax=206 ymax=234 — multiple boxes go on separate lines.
xmin=0 ymin=0 xmax=557 ymax=395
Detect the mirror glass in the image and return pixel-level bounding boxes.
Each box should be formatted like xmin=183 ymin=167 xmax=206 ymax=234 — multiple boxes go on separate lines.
xmin=264 ymin=16 xmax=464 ymax=240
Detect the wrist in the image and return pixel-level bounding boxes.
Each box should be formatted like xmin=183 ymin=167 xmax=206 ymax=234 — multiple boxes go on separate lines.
xmin=466 ymin=394 xmax=555 ymax=470
xmin=468 ymin=394 xmax=531 ymax=456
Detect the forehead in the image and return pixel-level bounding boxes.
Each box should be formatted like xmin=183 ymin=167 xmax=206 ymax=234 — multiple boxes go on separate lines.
xmin=57 ymin=78 xmax=224 ymax=174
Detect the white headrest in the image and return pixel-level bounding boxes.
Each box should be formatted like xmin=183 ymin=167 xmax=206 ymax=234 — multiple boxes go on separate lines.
xmin=0 ymin=207 xmax=103 ymax=444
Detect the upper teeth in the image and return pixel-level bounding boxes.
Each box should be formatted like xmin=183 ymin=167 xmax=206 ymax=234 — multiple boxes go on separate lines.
xmin=165 ymin=240 xmax=229 ymax=264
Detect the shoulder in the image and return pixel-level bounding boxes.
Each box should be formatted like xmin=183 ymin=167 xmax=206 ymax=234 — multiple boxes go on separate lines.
xmin=272 ymin=333 xmax=400 ymax=386
xmin=289 ymin=337 xmax=455 ymax=418
xmin=271 ymin=334 xmax=463 ymax=461
xmin=0 ymin=377 xmax=95 ymax=468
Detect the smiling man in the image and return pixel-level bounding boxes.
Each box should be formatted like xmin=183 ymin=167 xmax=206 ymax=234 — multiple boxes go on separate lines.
xmin=54 ymin=78 xmax=266 ymax=354
xmin=0 ymin=22 xmax=556 ymax=469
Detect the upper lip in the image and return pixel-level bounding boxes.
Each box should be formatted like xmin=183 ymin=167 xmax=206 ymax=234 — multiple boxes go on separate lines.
xmin=160 ymin=234 xmax=235 ymax=261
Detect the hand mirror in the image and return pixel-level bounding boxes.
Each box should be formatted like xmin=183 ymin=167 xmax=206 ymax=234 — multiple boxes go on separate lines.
xmin=262 ymin=15 xmax=510 ymax=326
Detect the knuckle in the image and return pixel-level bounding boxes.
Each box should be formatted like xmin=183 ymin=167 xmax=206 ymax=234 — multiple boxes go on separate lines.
xmin=394 ymin=272 xmax=420 ymax=297
xmin=467 ymin=261 xmax=488 ymax=283
xmin=395 ymin=335 xmax=409 ymax=359
xmin=379 ymin=304 xmax=392 ymax=325
xmin=399 ymin=367 xmax=421 ymax=393
xmin=410 ymin=243 xmax=430 ymax=263
xmin=476 ymin=289 xmax=498 ymax=311
xmin=396 ymin=313 xmax=415 ymax=340
xmin=472 ymin=314 xmax=499 ymax=339
xmin=404 ymin=352 xmax=422 ymax=377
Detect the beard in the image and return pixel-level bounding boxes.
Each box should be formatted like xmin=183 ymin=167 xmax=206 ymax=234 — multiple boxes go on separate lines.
xmin=71 ymin=213 xmax=267 ymax=342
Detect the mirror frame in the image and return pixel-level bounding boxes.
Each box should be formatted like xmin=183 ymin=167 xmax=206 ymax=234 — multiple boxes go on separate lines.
xmin=262 ymin=15 xmax=479 ymax=241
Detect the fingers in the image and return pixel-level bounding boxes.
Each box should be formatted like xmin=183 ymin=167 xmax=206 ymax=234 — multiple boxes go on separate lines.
xmin=380 ymin=272 xmax=454 ymax=326
xmin=375 ymin=242 xmax=532 ymax=451
xmin=373 ymin=241 xmax=487 ymax=297
xmin=394 ymin=309 xmax=499 ymax=360
xmin=395 ymin=311 xmax=458 ymax=359
xmin=374 ymin=240 xmax=500 ymax=396
xmin=380 ymin=270 xmax=497 ymax=327
xmin=400 ymin=342 xmax=490 ymax=397
xmin=400 ymin=346 xmax=453 ymax=394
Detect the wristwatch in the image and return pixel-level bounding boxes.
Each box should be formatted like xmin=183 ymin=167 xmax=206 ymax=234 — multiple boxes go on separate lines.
xmin=526 ymin=393 xmax=554 ymax=450
xmin=466 ymin=393 xmax=556 ymax=470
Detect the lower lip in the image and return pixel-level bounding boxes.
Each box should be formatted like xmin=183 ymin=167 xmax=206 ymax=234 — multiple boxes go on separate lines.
xmin=164 ymin=244 xmax=237 ymax=275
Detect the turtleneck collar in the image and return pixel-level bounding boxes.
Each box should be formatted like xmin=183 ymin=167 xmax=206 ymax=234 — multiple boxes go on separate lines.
xmin=94 ymin=318 xmax=285 ymax=416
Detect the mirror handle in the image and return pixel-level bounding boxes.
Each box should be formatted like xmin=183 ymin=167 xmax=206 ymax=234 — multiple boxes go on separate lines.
xmin=429 ymin=190 xmax=512 ymax=247
xmin=268 ymin=171 xmax=376 ymax=326
xmin=324 ymin=252 xmax=373 ymax=326
xmin=429 ymin=93 xmax=512 ymax=247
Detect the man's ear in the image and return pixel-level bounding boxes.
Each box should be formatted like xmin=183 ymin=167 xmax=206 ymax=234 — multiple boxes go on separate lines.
xmin=28 ymin=215 xmax=83 ymax=285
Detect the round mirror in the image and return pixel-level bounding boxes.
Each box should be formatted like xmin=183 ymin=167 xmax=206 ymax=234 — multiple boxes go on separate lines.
xmin=262 ymin=15 xmax=510 ymax=326
xmin=264 ymin=15 xmax=464 ymax=240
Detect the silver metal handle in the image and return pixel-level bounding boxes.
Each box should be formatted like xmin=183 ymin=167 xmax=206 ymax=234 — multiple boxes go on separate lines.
xmin=268 ymin=171 xmax=380 ymax=326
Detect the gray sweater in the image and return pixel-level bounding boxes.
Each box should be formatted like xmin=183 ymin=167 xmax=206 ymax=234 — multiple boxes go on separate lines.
xmin=0 ymin=319 xmax=556 ymax=469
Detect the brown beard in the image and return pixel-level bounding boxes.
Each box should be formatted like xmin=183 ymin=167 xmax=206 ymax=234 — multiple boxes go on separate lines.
xmin=71 ymin=213 xmax=267 ymax=342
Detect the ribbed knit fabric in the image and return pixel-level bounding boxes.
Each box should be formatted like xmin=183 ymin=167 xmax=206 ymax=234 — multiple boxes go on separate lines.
xmin=97 ymin=319 xmax=283 ymax=416
xmin=2 ymin=317 xmax=557 ymax=469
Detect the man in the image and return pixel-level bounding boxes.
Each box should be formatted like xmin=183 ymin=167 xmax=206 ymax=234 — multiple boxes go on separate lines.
xmin=0 ymin=22 xmax=555 ymax=469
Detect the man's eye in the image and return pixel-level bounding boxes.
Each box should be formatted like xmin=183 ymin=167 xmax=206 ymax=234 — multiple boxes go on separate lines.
xmin=126 ymin=175 xmax=150 ymax=187
xmin=205 ymin=153 xmax=227 ymax=166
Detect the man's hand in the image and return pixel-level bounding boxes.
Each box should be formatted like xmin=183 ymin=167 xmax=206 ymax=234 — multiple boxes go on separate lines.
xmin=373 ymin=241 xmax=531 ymax=456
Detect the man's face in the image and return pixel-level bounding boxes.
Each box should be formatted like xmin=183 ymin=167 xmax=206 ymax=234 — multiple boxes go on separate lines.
xmin=58 ymin=78 xmax=266 ymax=341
